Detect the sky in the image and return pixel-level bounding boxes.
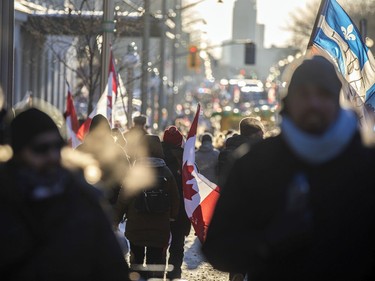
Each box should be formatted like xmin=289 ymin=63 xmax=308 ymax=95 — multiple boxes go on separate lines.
xmin=195 ymin=0 xmax=311 ymax=49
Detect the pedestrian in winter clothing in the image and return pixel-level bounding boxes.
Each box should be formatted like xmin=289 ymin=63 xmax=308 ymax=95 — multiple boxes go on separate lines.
xmin=123 ymin=114 xmax=148 ymax=164
xmin=76 ymin=114 xmax=131 ymax=207
xmin=114 ymin=134 xmax=180 ymax=280
xmin=195 ymin=132 xmax=220 ymax=183
xmin=218 ymin=117 xmax=264 ymax=187
xmin=0 ymin=108 xmax=130 ymax=281
xmin=162 ymin=125 xmax=191 ymax=280
xmin=202 ymin=55 xmax=375 ymax=281
xmin=217 ymin=117 xmax=264 ymax=281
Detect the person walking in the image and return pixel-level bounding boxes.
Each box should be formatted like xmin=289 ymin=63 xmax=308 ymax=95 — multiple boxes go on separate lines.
xmin=0 ymin=107 xmax=130 ymax=281
xmin=202 ymin=55 xmax=375 ymax=281
xmin=123 ymin=114 xmax=149 ymax=164
xmin=76 ymin=114 xmax=131 ymax=207
xmin=114 ymin=134 xmax=180 ymax=280
xmin=195 ymin=132 xmax=220 ymax=183
xmin=218 ymin=116 xmax=264 ymax=188
xmin=161 ymin=125 xmax=192 ymax=280
xmin=217 ymin=116 xmax=264 ymax=281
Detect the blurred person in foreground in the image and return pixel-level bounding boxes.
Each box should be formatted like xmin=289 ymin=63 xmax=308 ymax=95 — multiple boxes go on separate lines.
xmin=161 ymin=125 xmax=191 ymax=280
xmin=0 ymin=108 xmax=130 ymax=281
xmin=202 ymin=55 xmax=375 ymax=281
xmin=76 ymin=114 xmax=131 ymax=208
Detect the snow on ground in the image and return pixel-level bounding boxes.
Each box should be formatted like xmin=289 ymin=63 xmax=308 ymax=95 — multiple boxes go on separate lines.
xmin=119 ymin=222 xmax=229 ymax=281
xmin=180 ymin=229 xmax=229 ymax=281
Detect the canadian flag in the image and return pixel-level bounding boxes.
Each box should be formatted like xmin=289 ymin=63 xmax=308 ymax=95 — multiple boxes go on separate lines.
xmin=182 ymin=103 xmax=221 ymax=243
xmin=64 ymin=82 xmax=81 ymax=148
xmin=77 ymin=48 xmax=118 ymax=141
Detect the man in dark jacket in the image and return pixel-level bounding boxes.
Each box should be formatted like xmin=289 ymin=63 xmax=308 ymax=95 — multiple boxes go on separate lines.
xmin=114 ymin=134 xmax=180 ymax=280
xmin=0 ymin=108 xmax=130 ymax=281
xmin=123 ymin=114 xmax=148 ymax=164
xmin=162 ymin=125 xmax=191 ymax=280
xmin=218 ymin=117 xmax=264 ymax=188
xmin=76 ymin=114 xmax=131 ymax=207
xmin=202 ymin=55 xmax=375 ymax=281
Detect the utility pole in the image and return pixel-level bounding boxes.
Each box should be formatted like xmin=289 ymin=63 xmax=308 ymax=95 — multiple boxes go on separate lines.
xmin=170 ymin=0 xmax=181 ymax=123
xmin=141 ymin=0 xmax=150 ymax=115
xmin=158 ymin=0 xmax=167 ymax=130
xmin=124 ymin=43 xmax=139 ymax=129
xmin=0 ymin=0 xmax=14 ymax=109
xmin=101 ymin=0 xmax=114 ymax=95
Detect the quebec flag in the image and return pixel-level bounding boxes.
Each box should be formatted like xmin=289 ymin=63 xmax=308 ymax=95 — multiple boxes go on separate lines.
xmin=309 ymin=0 xmax=375 ymax=126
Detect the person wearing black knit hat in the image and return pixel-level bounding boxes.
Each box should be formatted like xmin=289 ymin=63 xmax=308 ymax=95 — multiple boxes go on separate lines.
xmin=202 ymin=55 xmax=375 ymax=280
xmin=0 ymin=107 xmax=131 ymax=280
xmin=10 ymin=107 xmax=65 ymax=175
xmin=115 ymin=134 xmax=180 ymax=280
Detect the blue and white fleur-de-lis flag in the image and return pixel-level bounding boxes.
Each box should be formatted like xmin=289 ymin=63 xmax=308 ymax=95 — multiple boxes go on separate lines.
xmin=308 ymin=0 xmax=375 ymax=129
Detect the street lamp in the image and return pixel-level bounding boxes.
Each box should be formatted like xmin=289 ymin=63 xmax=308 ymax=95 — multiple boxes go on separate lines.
xmin=123 ymin=42 xmax=140 ymax=128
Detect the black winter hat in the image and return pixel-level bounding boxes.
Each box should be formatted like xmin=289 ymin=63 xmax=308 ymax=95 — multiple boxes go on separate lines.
xmin=288 ymin=55 xmax=342 ymax=97
xmin=10 ymin=108 xmax=61 ymax=153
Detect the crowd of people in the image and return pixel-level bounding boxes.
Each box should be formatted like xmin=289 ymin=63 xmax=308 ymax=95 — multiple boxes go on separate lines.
xmin=1 ymin=54 xmax=375 ymax=281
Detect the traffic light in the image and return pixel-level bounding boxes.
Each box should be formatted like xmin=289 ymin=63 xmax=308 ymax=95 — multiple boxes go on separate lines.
xmin=188 ymin=45 xmax=200 ymax=70
xmin=244 ymin=42 xmax=256 ymax=65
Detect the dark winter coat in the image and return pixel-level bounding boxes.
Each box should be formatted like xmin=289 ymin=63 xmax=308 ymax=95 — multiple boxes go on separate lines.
xmin=115 ymin=157 xmax=180 ymax=248
xmin=195 ymin=142 xmax=220 ymax=183
xmin=202 ymin=132 xmax=375 ymax=281
xmin=162 ymin=142 xmax=191 ymax=236
xmin=76 ymin=132 xmax=131 ymax=206
xmin=0 ymin=162 xmax=130 ymax=281
xmin=217 ymin=134 xmax=252 ymax=187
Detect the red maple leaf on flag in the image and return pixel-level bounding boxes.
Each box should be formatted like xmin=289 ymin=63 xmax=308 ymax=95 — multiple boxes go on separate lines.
xmin=182 ymin=103 xmax=221 ymax=243
xmin=182 ymin=162 xmax=198 ymax=200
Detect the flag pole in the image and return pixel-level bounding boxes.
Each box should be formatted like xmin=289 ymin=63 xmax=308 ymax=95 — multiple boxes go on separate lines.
xmin=307 ymin=0 xmax=327 ymax=49
xmin=116 ymin=72 xmax=129 ymax=129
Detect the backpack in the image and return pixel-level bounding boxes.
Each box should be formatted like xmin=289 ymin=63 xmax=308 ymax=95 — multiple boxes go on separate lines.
xmin=134 ymin=176 xmax=170 ymax=213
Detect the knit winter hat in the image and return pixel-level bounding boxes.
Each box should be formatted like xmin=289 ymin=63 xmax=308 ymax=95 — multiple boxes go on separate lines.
xmin=163 ymin=125 xmax=183 ymax=147
xmin=287 ymin=55 xmax=342 ymax=98
xmin=10 ymin=108 xmax=61 ymax=153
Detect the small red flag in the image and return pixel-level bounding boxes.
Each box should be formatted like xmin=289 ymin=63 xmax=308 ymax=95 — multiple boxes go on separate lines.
xmin=64 ymin=82 xmax=81 ymax=148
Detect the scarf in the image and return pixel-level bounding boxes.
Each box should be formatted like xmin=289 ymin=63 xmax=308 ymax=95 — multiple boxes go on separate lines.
xmin=281 ymin=109 xmax=358 ymax=164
